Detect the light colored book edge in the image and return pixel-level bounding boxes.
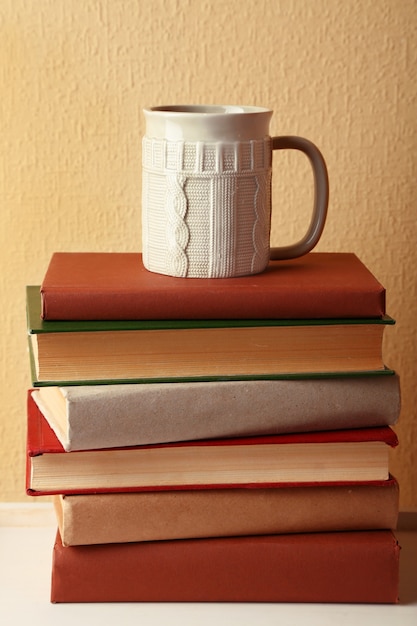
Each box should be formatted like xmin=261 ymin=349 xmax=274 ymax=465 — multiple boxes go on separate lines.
xmin=0 ymin=503 xmax=416 ymax=530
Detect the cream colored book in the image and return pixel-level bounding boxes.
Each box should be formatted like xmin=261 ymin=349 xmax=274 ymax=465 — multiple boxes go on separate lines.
xmin=31 ymin=374 xmax=400 ymax=451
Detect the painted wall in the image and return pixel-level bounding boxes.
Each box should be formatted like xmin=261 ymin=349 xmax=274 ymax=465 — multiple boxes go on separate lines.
xmin=1 ymin=0 xmax=416 ymax=507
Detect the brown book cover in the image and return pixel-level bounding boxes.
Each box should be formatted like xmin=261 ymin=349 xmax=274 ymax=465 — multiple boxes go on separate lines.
xmin=53 ymin=477 xmax=399 ymax=546
xmin=26 ymin=393 xmax=398 ymax=496
xmin=40 ymin=252 xmax=386 ymax=320
xmin=50 ymin=529 xmax=400 ymax=603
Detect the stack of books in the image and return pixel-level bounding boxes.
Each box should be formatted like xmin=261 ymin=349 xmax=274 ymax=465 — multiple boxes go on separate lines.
xmin=25 ymin=251 xmax=401 ymax=603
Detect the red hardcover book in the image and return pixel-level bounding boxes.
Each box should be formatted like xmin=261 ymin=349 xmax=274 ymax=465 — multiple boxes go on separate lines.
xmin=26 ymin=392 xmax=398 ymax=496
xmin=50 ymin=529 xmax=400 ymax=603
xmin=40 ymin=252 xmax=386 ymax=320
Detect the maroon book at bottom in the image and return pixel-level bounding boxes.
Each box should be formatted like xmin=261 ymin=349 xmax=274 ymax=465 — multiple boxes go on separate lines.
xmin=51 ymin=529 xmax=400 ymax=604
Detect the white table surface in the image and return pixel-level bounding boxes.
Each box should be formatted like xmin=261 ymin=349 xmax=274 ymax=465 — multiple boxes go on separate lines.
xmin=1 ymin=505 xmax=416 ymax=626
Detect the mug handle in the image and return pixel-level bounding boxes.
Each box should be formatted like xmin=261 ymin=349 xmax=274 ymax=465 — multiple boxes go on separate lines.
xmin=270 ymin=136 xmax=329 ymax=260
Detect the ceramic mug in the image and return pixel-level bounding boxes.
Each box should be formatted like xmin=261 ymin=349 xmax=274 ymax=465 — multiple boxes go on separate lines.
xmin=141 ymin=105 xmax=329 ymax=278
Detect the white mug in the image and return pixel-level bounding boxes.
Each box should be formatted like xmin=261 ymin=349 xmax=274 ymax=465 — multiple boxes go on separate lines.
xmin=142 ymin=105 xmax=329 ymax=278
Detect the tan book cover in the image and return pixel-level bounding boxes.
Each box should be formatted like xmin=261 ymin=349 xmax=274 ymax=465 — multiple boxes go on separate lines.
xmin=53 ymin=477 xmax=399 ymax=546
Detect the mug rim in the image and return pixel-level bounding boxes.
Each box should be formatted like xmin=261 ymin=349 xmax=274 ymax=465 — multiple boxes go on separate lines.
xmin=144 ymin=104 xmax=272 ymax=116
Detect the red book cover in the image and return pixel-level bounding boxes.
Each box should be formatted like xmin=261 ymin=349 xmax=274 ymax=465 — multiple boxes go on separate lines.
xmin=26 ymin=392 xmax=398 ymax=496
xmin=40 ymin=252 xmax=386 ymax=320
xmin=50 ymin=529 xmax=400 ymax=603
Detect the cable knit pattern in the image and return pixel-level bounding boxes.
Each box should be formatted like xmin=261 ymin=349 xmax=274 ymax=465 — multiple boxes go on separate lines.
xmin=251 ymin=171 xmax=271 ymax=275
xmin=165 ymin=173 xmax=189 ymax=278
xmin=142 ymin=136 xmax=272 ymax=277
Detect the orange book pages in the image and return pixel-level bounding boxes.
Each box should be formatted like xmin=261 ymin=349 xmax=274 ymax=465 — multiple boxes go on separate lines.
xmin=31 ymin=322 xmax=388 ymax=383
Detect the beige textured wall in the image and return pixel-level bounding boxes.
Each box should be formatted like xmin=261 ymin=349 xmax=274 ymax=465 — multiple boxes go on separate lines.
xmin=1 ymin=0 xmax=416 ymax=507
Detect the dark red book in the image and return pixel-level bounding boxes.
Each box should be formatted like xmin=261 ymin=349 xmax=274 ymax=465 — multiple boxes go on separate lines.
xmin=40 ymin=252 xmax=386 ymax=320
xmin=50 ymin=529 xmax=400 ymax=603
xmin=26 ymin=392 xmax=398 ymax=496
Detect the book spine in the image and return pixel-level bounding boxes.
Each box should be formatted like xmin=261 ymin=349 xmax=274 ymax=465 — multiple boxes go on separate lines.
xmin=41 ymin=287 xmax=386 ymax=320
